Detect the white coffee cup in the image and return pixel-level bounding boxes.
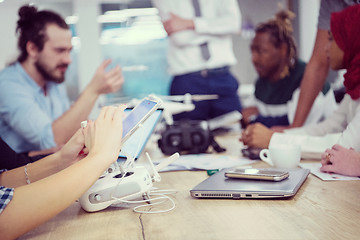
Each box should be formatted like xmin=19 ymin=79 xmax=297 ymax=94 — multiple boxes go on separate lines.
xmin=259 ymin=144 xmax=301 ymax=168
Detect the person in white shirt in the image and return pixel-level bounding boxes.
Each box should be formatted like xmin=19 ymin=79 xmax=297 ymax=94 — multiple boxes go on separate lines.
xmin=152 ymin=0 xmax=242 ymax=120
xmin=281 ymin=0 xmax=358 ymax=129
xmin=321 ymin=144 xmax=360 ymax=177
xmin=240 ymin=4 xmax=360 ymax=162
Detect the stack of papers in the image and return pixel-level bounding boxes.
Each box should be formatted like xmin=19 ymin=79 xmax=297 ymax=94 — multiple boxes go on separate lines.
xmin=299 ymin=162 xmax=360 ymax=181
xmin=154 ymin=153 xmax=255 ymax=172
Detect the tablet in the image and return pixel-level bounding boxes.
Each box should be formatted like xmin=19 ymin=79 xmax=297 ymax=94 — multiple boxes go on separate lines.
xmin=119 ymin=108 xmax=163 ymax=160
xmin=121 ymin=95 xmax=162 ymax=144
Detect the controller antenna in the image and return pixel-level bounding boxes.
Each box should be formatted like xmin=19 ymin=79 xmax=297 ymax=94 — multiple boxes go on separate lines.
xmin=145 ymin=152 xmax=180 ymax=182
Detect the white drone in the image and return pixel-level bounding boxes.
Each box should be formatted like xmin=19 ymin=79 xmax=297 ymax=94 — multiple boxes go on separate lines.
xmin=102 ymin=93 xmax=218 ymax=125
xmin=156 ymin=93 xmax=218 ymax=125
xmin=98 ymin=93 xmax=242 ymax=133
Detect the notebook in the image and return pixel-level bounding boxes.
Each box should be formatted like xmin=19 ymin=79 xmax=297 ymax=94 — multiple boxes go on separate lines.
xmin=190 ymin=168 xmax=310 ymax=199
xmin=118 ymin=108 xmax=163 ymax=160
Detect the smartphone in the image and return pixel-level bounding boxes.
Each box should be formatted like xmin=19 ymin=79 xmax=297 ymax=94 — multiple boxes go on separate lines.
xmin=224 ymin=168 xmax=289 ymax=181
xmin=121 ymin=95 xmax=162 ymax=144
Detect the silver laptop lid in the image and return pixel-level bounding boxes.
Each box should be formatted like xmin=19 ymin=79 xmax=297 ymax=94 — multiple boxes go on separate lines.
xmin=190 ymin=168 xmax=310 ymax=199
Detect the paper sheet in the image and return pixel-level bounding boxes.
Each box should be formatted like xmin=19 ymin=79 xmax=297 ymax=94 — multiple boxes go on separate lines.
xmin=299 ymin=162 xmax=360 ymax=181
xmin=154 ymin=153 xmax=255 ymax=172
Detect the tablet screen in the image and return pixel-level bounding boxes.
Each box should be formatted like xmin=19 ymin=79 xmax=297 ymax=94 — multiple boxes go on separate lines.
xmin=122 ymin=99 xmax=158 ymax=138
xmin=119 ymin=109 xmax=163 ymax=159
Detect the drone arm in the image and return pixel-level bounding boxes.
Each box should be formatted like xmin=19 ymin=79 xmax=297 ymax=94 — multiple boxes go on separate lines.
xmin=163 ymin=111 xmax=174 ymax=125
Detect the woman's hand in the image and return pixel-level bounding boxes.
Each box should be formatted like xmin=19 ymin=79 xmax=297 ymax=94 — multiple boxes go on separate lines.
xmin=28 ymin=146 xmax=62 ymax=158
xmin=241 ymin=107 xmax=259 ymax=126
xmin=84 ymin=105 xmax=127 ymax=165
xmin=58 ymin=128 xmax=87 ymax=167
xmin=240 ymin=123 xmax=274 ymax=149
xmin=320 ymin=144 xmax=360 ymax=177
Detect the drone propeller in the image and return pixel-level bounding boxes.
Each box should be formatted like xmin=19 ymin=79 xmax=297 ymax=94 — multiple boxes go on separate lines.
xmin=158 ymin=93 xmax=218 ymax=103
xmin=99 ymin=96 xmax=133 ymax=107
xmin=99 ymin=93 xmax=218 ymax=108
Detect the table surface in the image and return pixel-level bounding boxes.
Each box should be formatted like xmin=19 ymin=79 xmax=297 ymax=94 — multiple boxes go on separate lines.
xmin=19 ymin=133 xmax=360 ymax=240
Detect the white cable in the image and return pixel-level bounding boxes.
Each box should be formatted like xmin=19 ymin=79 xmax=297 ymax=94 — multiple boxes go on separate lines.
xmin=132 ymin=123 xmax=145 ymax=161
xmin=150 ymin=188 xmax=178 ymax=195
xmin=133 ymin=195 xmax=175 ymax=214
xmin=111 ymin=188 xmax=177 ymax=203
xmin=109 ymin=124 xmax=177 ymax=214
xmin=110 ymin=124 xmax=145 ymax=200
xmin=111 ymin=188 xmax=177 ymax=214
xmin=109 ymin=170 xmax=127 ymax=200
xmin=119 ymin=123 xmax=145 ymax=172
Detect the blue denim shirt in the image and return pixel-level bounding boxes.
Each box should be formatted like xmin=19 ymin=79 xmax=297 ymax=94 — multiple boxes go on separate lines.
xmin=0 ymin=62 xmax=70 ymax=153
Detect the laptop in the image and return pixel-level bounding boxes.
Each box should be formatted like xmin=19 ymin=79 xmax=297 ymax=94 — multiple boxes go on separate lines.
xmin=118 ymin=108 xmax=163 ymax=160
xmin=190 ymin=168 xmax=310 ymax=199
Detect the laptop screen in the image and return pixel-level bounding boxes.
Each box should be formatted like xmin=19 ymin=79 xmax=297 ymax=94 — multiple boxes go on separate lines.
xmin=118 ymin=108 xmax=163 ymax=160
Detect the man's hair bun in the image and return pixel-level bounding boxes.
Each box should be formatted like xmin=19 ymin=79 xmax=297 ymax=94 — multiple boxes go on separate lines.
xmin=17 ymin=5 xmax=38 ymax=33
xmin=15 ymin=4 xmax=69 ymax=62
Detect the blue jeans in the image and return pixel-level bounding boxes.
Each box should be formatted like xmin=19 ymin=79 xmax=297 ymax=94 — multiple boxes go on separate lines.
xmin=170 ymin=66 xmax=242 ymax=120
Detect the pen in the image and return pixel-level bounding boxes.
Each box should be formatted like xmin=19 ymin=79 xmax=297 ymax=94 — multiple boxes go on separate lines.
xmin=207 ymin=169 xmax=219 ymax=176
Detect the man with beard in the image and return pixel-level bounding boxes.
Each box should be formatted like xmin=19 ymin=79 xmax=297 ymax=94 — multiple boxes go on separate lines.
xmin=241 ymin=10 xmax=336 ymax=128
xmin=0 ymin=5 xmax=124 ymax=154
